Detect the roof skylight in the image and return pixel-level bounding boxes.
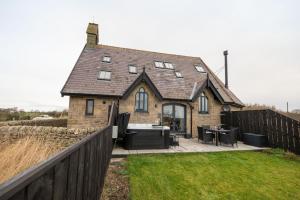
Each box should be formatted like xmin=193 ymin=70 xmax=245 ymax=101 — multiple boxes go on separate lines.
xmin=98 ymin=71 xmax=111 ymax=80
xmin=175 ymin=71 xmax=183 ymax=78
xmin=102 ymin=56 xmax=111 ymax=63
xmin=154 ymin=61 xmax=164 ymax=68
xmin=195 ymin=65 xmax=205 ymax=72
xmin=164 ymin=62 xmax=174 ymax=69
xmin=128 ymin=65 xmax=137 ymax=74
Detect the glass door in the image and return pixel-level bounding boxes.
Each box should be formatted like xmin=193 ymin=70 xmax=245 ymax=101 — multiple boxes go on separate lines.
xmin=162 ymin=104 xmax=186 ymax=133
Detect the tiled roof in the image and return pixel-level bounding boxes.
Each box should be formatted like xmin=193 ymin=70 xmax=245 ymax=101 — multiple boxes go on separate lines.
xmin=61 ymin=44 xmax=243 ymax=106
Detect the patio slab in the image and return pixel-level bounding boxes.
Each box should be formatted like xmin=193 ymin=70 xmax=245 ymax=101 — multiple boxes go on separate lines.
xmin=112 ymin=138 xmax=269 ymax=157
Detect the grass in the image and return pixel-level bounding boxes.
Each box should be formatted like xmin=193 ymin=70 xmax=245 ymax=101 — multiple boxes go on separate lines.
xmin=128 ymin=150 xmax=300 ymax=200
xmin=0 ymin=137 xmax=59 ymax=184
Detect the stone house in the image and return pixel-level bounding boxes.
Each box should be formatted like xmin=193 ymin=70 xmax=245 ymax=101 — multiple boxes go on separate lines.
xmin=61 ymin=23 xmax=244 ymax=138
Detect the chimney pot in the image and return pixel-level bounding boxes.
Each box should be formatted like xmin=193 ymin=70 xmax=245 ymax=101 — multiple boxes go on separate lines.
xmin=86 ymin=23 xmax=99 ymax=48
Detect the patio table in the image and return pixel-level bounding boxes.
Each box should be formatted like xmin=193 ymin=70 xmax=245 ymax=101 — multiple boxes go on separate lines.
xmin=208 ymin=129 xmax=231 ymax=146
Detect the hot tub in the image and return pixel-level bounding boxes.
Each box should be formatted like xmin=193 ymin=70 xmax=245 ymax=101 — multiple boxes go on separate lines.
xmin=124 ymin=124 xmax=170 ymax=150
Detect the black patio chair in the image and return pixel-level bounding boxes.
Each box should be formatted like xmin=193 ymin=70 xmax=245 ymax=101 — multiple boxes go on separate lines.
xmin=169 ymin=134 xmax=179 ymax=147
xmin=230 ymin=127 xmax=241 ymax=141
xmin=197 ymin=125 xmax=210 ymax=142
xmin=199 ymin=126 xmax=214 ymax=144
xmin=219 ymin=128 xmax=238 ymax=147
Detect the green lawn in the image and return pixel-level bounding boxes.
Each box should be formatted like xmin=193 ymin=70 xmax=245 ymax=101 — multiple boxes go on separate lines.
xmin=128 ymin=150 xmax=300 ymax=200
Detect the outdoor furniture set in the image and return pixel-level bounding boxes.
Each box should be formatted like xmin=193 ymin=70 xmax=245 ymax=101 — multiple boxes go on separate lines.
xmin=197 ymin=126 xmax=239 ymax=147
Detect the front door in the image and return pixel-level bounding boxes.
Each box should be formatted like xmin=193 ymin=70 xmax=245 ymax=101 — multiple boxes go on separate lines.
xmin=162 ymin=104 xmax=186 ymax=133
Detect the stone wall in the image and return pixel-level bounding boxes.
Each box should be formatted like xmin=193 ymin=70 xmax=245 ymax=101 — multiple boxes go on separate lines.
xmin=190 ymin=89 xmax=223 ymax=137
xmin=68 ymin=96 xmax=114 ymax=129
xmin=119 ymin=82 xmax=224 ymax=138
xmin=0 ymin=118 xmax=67 ymax=127
xmin=67 ymin=82 xmax=240 ymax=138
xmin=119 ymin=82 xmax=161 ymax=125
xmin=0 ymin=126 xmax=97 ymax=148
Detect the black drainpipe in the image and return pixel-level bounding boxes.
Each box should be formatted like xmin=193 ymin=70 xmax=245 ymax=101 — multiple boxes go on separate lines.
xmin=188 ymin=103 xmax=194 ymax=138
xmin=117 ymin=98 xmax=120 ymax=116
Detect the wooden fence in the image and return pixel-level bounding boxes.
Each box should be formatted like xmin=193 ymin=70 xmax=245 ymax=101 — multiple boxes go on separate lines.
xmin=0 ymin=102 xmax=118 ymax=200
xmin=221 ymin=109 xmax=300 ymax=155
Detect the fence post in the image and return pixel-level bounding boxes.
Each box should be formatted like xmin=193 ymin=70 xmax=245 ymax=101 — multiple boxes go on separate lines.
xmin=276 ymin=113 xmax=283 ymax=149
xmin=281 ymin=116 xmax=288 ymax=151
xmin=286 ymin=118 xmax=295 ymax=153
xmin=294 ymin=121 xmax=300 ymax=155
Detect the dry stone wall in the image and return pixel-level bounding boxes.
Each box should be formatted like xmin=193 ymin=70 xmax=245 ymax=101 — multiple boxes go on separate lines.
xmin=0 ymin=125 xmax=97 ymax=148
xmin=0 ymin=118 xmax=68 ymax=127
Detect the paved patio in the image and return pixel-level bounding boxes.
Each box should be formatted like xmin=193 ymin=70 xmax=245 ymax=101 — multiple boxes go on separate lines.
xmin=112 ymin=138 xmax=269 ymax=157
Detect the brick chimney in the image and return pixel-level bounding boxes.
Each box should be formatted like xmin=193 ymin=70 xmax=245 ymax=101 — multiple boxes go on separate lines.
xmin=86 ymin=23 xmax=99 ymax=48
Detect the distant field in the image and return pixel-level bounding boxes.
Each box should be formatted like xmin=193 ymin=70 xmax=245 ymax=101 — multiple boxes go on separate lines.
xmin=0 ymin=109 xmax=67 ymax=121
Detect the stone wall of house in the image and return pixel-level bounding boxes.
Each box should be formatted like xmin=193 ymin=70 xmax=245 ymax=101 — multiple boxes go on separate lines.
xmin=67 ymin=83 xmax=241 ymax=138
xmin=119 ymin=82 xmax=192 ymax=132
xmin=0 ymin=118 xmax=67 ymax=127
xmin=118 ymin=82 xmax=223 ymax=138
xmin=67 ymin=96 xmax=115 ymax=129
xmin=119 ymin=82 xmax=161 ymax=125
xmin=0 ymin=125 xmax=97 ymax=148
xmin=190 ymin=89 xmax=223 ymax=137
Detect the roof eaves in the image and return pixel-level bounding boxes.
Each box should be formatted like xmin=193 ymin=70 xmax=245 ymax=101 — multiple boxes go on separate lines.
xmin=60 ymin=92 xmax=122 ymax=98
xmin=122 ymin=69 xmax=163 ymax=100
xmin=198 ymin=57 xmax=243 ymax=106
xmin=208 ymin=80 xmax=225 ymax=104
xmin=191 ymin=81 xmax=207 ymax=102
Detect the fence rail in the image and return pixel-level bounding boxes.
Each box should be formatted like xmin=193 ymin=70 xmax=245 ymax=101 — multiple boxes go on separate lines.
xmin=221 ymin=109 xmax=300 ymax=155
xmin=0 ymin=102 xmax=118 ymax=200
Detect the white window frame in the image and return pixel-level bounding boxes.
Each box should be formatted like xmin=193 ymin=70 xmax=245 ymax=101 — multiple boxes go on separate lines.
xmin=98 ymin=71 xmax=111 ymax=80
xmin=154 ymin=61 xmax=164 ymax=68
xmin=128 ymin=65 xmax=137 ymax=74
xmin=164 ymin=62 xmax=174 ymax=69
xmin=102 ymin=56 xmax=111 ymax=63
xmin=195 ymin=65 xmax=205 ymax=72
xmin=175 ymin=71 xmax=183 ymax=78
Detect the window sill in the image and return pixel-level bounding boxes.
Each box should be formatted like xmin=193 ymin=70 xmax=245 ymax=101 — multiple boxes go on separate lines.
xmin=135 ymin=110 xmax=149 ymax=113
xmin=97 ymin=78 xmax=111 ymax=81
xmin=199 ymin=112 xmax=209 ymax=115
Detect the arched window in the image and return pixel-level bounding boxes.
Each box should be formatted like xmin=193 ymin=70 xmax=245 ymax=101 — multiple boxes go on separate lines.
xmin=199 ymin=92 xmax=208 ymax=113
xmin=135 ymin=87 xmax=148 ymax=112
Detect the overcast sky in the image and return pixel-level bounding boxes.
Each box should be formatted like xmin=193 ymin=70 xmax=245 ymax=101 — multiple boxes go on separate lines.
xmin=0 ymin=0 xmax=299 ymax=111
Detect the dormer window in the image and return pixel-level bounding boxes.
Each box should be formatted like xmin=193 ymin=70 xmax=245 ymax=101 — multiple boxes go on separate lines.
xmin=195 ymin=65 xmax=205 ymax=72
xmin=102 ymin=56 xmax=111 ymax=63
xmin=128 ymin=65 xmax=137 ymax=74
xmin=154 ymin=61 xmax=164 ymax=68
xmin=98 ymin=71 xmax=111 ymax=80
xmin=175 ymin=71 xmax=183 ymax=78
xmin=164 ymin=62 xmax=174 ymax=69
